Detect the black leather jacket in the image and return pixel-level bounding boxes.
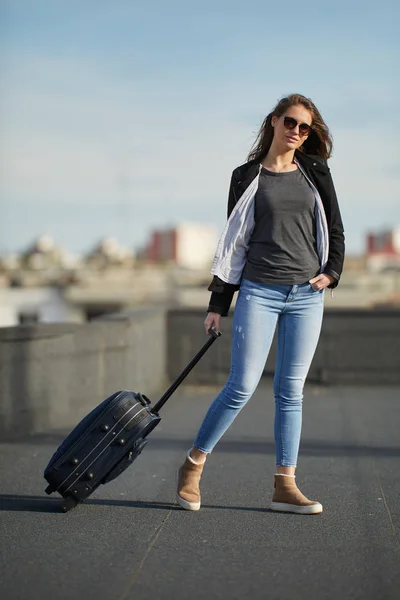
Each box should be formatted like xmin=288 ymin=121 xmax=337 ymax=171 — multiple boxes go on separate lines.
xmin=207 ymin=150 xmax=345 ymax=316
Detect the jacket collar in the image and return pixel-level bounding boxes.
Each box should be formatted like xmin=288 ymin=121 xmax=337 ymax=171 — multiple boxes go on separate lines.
xmin=294 ymin=150 xmax=330 ymax=173
xmin=237 ymin=150 xmax=330 ymax=177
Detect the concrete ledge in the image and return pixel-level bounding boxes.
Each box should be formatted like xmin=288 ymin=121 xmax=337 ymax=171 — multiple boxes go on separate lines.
xmin=0 ymin=308 xmax=167 ymax=441
xmin=167 ymin=308 xmax=400 ymax=386
xmin=1 ymin=306 xmax=399 ymax=441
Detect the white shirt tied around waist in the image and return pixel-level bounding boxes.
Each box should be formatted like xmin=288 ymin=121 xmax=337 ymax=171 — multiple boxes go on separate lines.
xmin=210 ymin=159 xmax=330 ymax=285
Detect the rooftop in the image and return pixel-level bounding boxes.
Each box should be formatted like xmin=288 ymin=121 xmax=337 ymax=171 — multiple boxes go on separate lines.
xmin=1 ymin=381 xmax=399 ymax=600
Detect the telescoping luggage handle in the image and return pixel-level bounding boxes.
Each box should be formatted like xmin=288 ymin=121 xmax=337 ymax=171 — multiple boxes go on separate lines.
xmin=152 ymin=328 xmax=221 ymax=414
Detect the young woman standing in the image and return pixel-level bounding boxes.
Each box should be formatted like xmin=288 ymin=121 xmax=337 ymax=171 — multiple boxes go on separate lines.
xmin=176 ymin=94 xmax=345 ymax=514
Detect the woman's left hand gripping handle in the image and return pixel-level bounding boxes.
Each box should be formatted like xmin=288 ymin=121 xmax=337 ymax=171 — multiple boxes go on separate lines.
xmin=204 ymin=312 xmax=221 ymax=335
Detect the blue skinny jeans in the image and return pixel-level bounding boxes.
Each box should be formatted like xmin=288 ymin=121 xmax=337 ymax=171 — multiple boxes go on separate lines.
xmin=194 ymin=279 xmax=325 ymax=466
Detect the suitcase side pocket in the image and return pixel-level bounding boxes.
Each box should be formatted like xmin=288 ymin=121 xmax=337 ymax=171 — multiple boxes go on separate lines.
xmin=44 ymin=391 xmax=126 ymax=475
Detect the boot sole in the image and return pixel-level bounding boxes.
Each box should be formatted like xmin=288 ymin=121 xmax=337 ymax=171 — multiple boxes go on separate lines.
xmin=270 ymin=501 xmax=323 ymax=515
xmin=175 ymin=493 xmax=201 ymax=511
xmin=175 ymin=470 xmax=201 ymax=511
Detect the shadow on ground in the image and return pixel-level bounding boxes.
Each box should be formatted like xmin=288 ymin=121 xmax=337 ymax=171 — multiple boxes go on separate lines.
xmin=0 ymin=494 xmax=271 ymax=514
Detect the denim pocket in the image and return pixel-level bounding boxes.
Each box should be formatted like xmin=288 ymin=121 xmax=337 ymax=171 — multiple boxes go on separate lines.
xmin=310 ymin=284 xmax=324 ymax=294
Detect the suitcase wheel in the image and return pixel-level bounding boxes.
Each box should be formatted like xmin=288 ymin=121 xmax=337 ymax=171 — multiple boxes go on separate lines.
xmin=132 ymin=439 xmax=147 ymax=457
xmin=45 ymin=485 xmax=54 ymax=495
xmin=60 ymin=495 xmax=78 ymax=513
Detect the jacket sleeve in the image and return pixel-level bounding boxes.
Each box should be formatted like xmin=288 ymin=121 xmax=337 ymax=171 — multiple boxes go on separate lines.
xmin=207 ymin=276 xmax=240 ymax=316
xmin=323 ymin=172 xmax=345 ymax=288
xmin=206 ymin=171 xmax=240 ymax=315
xmin=227 ymin=172 xmax=237 ymax=218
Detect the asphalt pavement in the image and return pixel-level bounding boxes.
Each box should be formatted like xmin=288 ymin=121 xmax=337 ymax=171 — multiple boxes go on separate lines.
xmin=1 ymin=381 xmax=399 ymax=600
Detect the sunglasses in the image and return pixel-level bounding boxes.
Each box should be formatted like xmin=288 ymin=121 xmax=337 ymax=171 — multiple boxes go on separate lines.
xmin=283 ymin=116 xmax=312 ymax=137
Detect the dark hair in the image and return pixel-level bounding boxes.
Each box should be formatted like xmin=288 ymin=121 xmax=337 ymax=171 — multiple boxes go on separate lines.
xmin=247 ymin=93 xmax=333 ymax=162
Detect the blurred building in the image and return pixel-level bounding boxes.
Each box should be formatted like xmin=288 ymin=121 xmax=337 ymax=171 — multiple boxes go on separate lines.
xmin=85 ymin=237 xmax=135 ymax=269
xmin=145 ymin=223 xmax=218 ymax=270
xmin=20 ymin=234 xmax=68 ymax=270
xmin=0 ymin=287 xmax=85 ymax=327
xmin=12 ymin=234 xmax=83 ymax=275
xmin=366 ymin=227 xmax=400 ymax=272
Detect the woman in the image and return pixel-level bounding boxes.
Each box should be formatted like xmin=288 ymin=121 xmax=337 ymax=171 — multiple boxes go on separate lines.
xmin=176 ymin=94 xmax=345 ymax=515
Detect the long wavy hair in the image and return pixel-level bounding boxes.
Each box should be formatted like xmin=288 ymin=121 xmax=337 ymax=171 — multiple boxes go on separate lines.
xmin=247 ymin=94 xmax=333 ymax=162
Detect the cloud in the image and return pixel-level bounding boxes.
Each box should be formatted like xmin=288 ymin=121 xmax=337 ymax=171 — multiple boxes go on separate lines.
xmin=1 ymin=50 xmax=399 ymax=254
xmin=0 ymin=54 xmax=253 ymax=211
xmin=330 ymin=129 xmax=399 ymax=208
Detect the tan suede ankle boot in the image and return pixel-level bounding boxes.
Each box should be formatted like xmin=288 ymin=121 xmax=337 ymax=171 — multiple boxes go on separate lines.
xmin=271 ymin=474 xmax=323 ymax=515
xmin=176 ymin=451 xmax=205 ymax=511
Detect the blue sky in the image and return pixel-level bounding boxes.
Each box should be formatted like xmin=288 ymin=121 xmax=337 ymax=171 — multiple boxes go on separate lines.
xmin=1 ymin=0 xmax=399 ymax=256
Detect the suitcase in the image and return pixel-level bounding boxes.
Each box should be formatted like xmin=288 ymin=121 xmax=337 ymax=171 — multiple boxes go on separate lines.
xmin=44 ymin=328 xmax=221 ymax=512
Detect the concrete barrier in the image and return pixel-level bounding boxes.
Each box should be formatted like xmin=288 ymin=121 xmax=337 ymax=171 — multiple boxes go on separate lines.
xmin=167 ymin=308 xmax=400 ymax=386
xmin=0 ymin=308 xmax=167 ymax=441
xmin=1 ymin=306 xmax=399 ymax=441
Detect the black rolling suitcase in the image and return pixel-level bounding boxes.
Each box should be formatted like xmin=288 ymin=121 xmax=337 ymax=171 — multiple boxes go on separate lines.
xmin=44 ymin=328 xmax=221 ymax=512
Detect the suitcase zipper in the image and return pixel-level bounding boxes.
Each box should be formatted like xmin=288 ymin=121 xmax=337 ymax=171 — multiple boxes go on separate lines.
xmin=58 ymin=403 xmax=149 ymax=493
xmin=63 ymin=405 xmax=150 ymax=494
xmin=52 ymin=390 xmax=128 ymax=471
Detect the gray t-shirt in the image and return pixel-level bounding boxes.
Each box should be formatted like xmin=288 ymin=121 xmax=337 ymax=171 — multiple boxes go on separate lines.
xmin=242 ymin=166 xmax=320 ymax=285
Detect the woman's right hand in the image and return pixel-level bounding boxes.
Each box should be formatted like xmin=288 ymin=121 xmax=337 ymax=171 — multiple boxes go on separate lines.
xmin=204 ymin=312 xmax=221 ymax=335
